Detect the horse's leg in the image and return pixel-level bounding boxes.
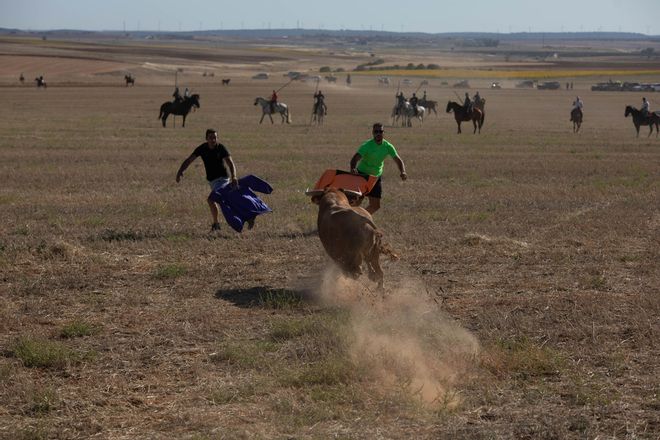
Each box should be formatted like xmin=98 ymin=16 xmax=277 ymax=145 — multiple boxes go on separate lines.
xmin=162 ymin=113 xmax=167 ymax=127
xmin=259 ymin=113 xmax=265 ymax=124
xmin=269 ymin=113 xmax=274 ymax=124
xmin=182 ymin=115 xmax=186 ymax=127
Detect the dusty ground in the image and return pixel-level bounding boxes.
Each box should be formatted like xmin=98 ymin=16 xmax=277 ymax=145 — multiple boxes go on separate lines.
xmin=0 ymin=36 xmax=658 ymax=439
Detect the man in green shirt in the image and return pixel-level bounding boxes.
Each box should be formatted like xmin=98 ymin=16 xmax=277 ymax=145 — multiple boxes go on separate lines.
xmin=349 ymin=122 xmax=407 ymax=214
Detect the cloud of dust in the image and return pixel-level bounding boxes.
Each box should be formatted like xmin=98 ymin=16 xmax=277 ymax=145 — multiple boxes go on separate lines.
xmin=313 ymin=266 xmax=480 ymax=408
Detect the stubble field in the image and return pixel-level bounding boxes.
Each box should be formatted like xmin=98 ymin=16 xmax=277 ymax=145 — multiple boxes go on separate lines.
xmin=0 ymin=37 xmax=659 ymax=439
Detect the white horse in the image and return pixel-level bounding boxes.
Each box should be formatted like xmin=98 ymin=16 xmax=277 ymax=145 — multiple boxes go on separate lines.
xmin=254 ymin=97 xmax=291 ymax=124
xmin=391 ymin=102 xmax=425 ymax=127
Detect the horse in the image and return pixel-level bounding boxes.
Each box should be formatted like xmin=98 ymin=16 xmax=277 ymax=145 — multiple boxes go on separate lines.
xmin=19 ymin=73 xmax=25 ymax=84
xmin=391 ymin=102 xmax=424 ymax=127
xmin=158 ymin=94 xmax=200 ymax=128
xmin=221 ymin=78 xmax=230 ymax=85
xmin=124 ymin=75 xmax=135 ymax=86
xmin=419 ymin=98 xmax=438 ymax=116
xmin=35 ymin=77 xmax=47 ymax=88
xmin=254 ymin=97 xmax=291 ymax=124
xmin=446 ymin=101 xmax=484 ymax=134
xmin=570 ymin=108 xmax=583 ymax=133
xmin=625 ymin=105 xmax=659 ymax=137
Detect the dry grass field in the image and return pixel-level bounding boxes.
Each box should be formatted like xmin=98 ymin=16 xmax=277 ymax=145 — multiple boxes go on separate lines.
xmin=0 ymin=36 xmax=659 ymax=439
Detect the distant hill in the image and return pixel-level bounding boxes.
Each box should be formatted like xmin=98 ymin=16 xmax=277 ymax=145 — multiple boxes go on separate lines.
xmin=0 ymin=27 xmax=657 ymax=42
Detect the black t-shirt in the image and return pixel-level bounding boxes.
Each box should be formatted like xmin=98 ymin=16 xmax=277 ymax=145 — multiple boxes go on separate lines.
xmin=193 ymin=142 xmax=231 ymax=181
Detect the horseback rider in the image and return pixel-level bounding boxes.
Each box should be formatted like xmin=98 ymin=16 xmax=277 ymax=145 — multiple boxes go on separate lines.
xmin=473 ymin=91 xmax=482 ymax=109
xmin=572 ymin=96 xmax=583 ymax=118
xmin=641 ymin=97 xmax=650 ymax=118
xmin=173 ymin=87 xmax=182 ymax=103
xmin=184 ymin=87 xmax=191 ymax=99
xmin=313 ymin=90 xmax=327 ymax=115
xmin=409 ymin=93 xmax=419 ymax=116
xmin=396 ymin=92 xmax=406 ymax=114
xmin=421 ymin=90 xmax=427 ymax=105
xmin=463 ymin=92 xmax=472 ymax=114
xmin=270 ymin=90 xmax=278 ymax=114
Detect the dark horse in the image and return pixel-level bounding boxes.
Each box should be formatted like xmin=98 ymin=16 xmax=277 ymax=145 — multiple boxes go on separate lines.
xmin=446 ymin=101 xmax=484 ymax=134
xmin=158 ymin=94 xmax=200 ymax=127
xmin=625 ymin=105 xmax=659 ymax=137
xmin=124 ymin=74 xmax=135 ymax=86
xmin=570 ymin=108 xmax=583 ymax=133
xmin=35 ymin=77 xmax=47 ymax=88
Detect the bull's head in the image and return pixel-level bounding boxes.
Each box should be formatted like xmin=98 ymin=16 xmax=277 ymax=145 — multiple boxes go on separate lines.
xmin=305 ymin=188 xmax=363 ymax=206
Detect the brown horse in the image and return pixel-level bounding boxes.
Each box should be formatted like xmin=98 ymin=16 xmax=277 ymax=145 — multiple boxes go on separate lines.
xmin=570 ymin=108 xmax=583 ymax=133
xmin=446 ymin=101 xmax=484 ymax=134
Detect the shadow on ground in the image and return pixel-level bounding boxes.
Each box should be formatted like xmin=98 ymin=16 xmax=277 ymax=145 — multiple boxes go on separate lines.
xmin=215 ymin=286 xmax=314 ymax=308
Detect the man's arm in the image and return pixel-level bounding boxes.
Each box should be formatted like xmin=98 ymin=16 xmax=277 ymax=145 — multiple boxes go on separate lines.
xmin=224 ymin=156 xmax=238 ymax=187
xmin=176 ymin=154 xmax=197 ymax=182
xmin=393 ymin=156 xmax=407 ymax=181
xmin=350 ymin=153 xmax=362 ymax=173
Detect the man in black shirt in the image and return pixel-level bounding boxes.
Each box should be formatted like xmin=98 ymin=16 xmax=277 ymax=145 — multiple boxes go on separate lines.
xmin=176 ymin=128 xmax=238 ymax=231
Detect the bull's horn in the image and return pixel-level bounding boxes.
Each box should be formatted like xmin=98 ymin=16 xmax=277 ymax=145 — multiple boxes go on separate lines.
xmin=342 ymin=189 xmax=363 ymax=198
xmin=305 ymin=188 xmax=324 ymax=197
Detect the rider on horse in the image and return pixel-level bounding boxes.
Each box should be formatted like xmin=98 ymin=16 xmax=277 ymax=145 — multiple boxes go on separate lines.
xmin=313 ymin=90 xmax=327 ymax=115
xmin=641 ymin=97 xmax=650 ymax=118
xmin=409 ymin=93 xmax=419 ymax=116
xmin=173 ymin=87 xmax=182 ymax=103
xmin=473 ymin=91 xmax=483 ymax=110
xmin=270 ymin=90 xmax=278 ymax=114
xmin=396 ymin=92 xmax=406 ymax=115
xmin=572 ymin=96 xmax=584 ymax=120
xmin=463 ymin=92 xmax=472 ymax=114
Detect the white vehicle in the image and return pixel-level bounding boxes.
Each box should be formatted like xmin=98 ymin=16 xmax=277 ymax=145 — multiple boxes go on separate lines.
xmin=252 ymin=73 xmax=269 ymax=80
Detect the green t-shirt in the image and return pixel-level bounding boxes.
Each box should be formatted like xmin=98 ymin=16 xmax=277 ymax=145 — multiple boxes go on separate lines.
xmin=356 ymin=138 xmax=398 ymax=177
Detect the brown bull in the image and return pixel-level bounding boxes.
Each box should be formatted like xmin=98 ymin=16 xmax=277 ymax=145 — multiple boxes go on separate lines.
xmin=307 ymin=188 xmax=398 ymax=289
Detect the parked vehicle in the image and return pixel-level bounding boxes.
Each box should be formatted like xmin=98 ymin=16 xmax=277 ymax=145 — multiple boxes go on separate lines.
xmin=537 ymin=81 xmax=561 ymax=90
xmin=252 ymin=73 xmax=269 ymax=80
xmin=515 ymin=80 xmax=535 ymax=88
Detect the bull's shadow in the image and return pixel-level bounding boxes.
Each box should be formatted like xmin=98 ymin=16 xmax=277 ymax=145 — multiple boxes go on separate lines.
xmin=215 ymin=285 xmax=313 ymax=309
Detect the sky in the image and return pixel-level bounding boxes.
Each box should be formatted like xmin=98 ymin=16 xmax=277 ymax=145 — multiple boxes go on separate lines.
xmin=0 ymin=0 xmax=658 ymax=35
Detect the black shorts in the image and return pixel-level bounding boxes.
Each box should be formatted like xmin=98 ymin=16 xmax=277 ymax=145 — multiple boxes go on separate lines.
xmin=362 ymin=175 xmax=382 ymax=199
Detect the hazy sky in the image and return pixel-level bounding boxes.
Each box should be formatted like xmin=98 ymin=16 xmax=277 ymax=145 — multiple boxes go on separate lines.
xmin=1 ymin=0 xmax=658 ymax=34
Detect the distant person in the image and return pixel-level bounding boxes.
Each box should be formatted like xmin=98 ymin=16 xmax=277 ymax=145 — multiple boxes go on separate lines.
xmin=349 ymin=123 xmax=407 ymax=215
xmin=463 ymin=92 xmax=472 ymax=114
xmin=269 ymin=89 xmax=278 ymax=114
xmin=19 ymin=73 xmax=24 ymax=84
xmin=572 ymin=96 xmax=583 ymax=112
xmin=571 ymin=96 xmax=583 ymax=121
xmin=173 ymin=87 xmax=182 ymax=103
xmin=473 ymin=91 xmax=482 ymax=109
xmin=346 ymin=73 xmax=352 ymax=86
xmin=409 ymin=92 xmax=419 ymax=115
xmin=566 ymin=82 xmax=570 ymax=90
xmin=570 ymin=82 xmax=574 ymax=89
xmin=176 ymin=129 xmax=239 ymax=232
xmin=641 ymin=97 xmax=650 ymax=117
xmin=313 ymin=90 xmax=327 ymax=115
